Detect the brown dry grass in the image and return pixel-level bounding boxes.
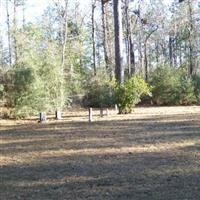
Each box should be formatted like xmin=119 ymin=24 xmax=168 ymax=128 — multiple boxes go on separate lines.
xmin=0 ymin=106 xmax=200 ymax=200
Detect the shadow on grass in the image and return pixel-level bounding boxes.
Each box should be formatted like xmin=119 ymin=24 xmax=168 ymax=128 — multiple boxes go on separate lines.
xmin=0 ymin=113 xmax=200 ymax=200
xmin=1 ymin=151 xmax=200 ymax=200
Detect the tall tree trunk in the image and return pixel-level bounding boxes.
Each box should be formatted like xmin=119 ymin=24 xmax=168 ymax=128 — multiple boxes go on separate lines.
xmin=101 ymin=0 xmax=109 ymax=71
xmin=13 ymin=0 xmax=18 ymax=64
xmin=179 ymin=43 xmax=182 ymax=66
xmin=113 ymin=0 xmax=124 ymax=84
xmin=124 ymin=0 xmax=135 ymax=76
xmin=144 ymin=28 xmax=158 ymax=81
xmin=59 ymin=0 xmax=69 ymax=110
xmin=169 ymin=36 xmax=173 ymax=67
xmin=97 ymin=40 xmax=101 ymax=68
xmin=61 ymin=1 xmax=68 ymax=73
xmin=106 ymin=9 xmax=115 ymax=79
xmin=144 ymin=42 xmax=148 ymax=81
xmin=22 ymin=1 xmax=26 ymax=29
xmin=188 ymin=0 xmax=193 ymax=76
xmin=92 ymin=0 xmax=96 ymax=76
xmin=6 ymin=0 xmax=12 ymax=67
xmin=129 ymin=37 xmax=135 ymax=75
xmin=155 ymin=42 xmax=159 ymax=64
xmin=173 ymin=37 xmax=177 ymax=67
xmin=138 ymin=29 xmax=143 ymax=75
xmin=188 ymin=40 xmax=193 ymax=75
xmin=124 ymin=0 xmax=131 ymax=76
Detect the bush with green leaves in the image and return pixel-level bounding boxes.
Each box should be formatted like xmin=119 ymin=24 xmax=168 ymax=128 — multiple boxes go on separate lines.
xmin=6 ymin=67 xmax=40 ymax=118
xmin=178 ymin=76 xmax=197 ymax=105
xmin=115 ymin=75 xmax=151 ymax=114
xmin=150 ymin=66 xmax=197 ymax=105
xmin=83 ymin=77 xmax=115 ymax=108
xmin=192 ymin=74 xmax=200 ymax=104
xmin=6 ymin=63 xmax=68 ymax=118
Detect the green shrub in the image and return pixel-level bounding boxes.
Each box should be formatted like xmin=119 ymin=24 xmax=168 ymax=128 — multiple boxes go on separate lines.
xmin=7 ymin=68 xmax=38 ymax=118
xmin=115 ymin=75 xmax=151 ymax=114
xmin=6 ymin=67 xmax=50 ymax=118
xmin=150 ymin=66 xmax=197 ymax=105
xmin=83 ymin=77 xmax=115 ymax=108
xmin=4 ymin=61 xmax=70 ymax=118
xmin=178 ymin=76 xmax=197 ymax=105
xmin=192 ymin=75 xmax=200 ymax=104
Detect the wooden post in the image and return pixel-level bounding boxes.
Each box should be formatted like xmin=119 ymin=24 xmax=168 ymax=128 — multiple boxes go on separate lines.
xmin=55 ymin=110 xmax=62 ymax=120
xmin=39 ymin=112 xmax=46 ymax=123
xmin=100 ymin=108 xmax=103 ymax=117
xmin=89 ymin=108 xmax=93 ymax=122
xmin=115 ymin=104 xmax=118 ymax=114
xmin=106 ymin=108 xmax=109 ymax=116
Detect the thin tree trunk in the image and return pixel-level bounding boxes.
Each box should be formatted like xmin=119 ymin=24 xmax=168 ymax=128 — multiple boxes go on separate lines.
xmin=138 ymin=30 xmax=143 ymax=75
xmin=106 ymin=8 xmax=115 ymax=79
xmin=173 ymin=37 xmax=177 ymax=67
xmin=124 ymin=0 xmax=135 ymax=76
xmin=60 ymin=0 xmax=68 ymax=110
xmin=188 ymin=39 xmax=193 ymax=75
xmin=22 ymin=1 xmax=25 ymax=29
xmin=129 ymin=31 xmax=135 ymax=75
xmin=97 ymin=40 xmax=101 ymax=68
xmin=126 ymin=37 xmax=131 ymax=75
xmin=144 ymin=42 xmax=148 ymax=81
xmin=101 ymin=0 xmax=109 ymax=70
xmin=61 ymin=1 xmax=68 ymax=73
xmin=92 ymin=0 xmax=96 ymax=76
xmin=169 ymin=36 xmax=173 ymax=67
xmin=188 ymin=0 xmax=193 ymax=76
xmin=124 ymin=0 xmax=131 ymax=76
xmin=144 ymin=27 xmax=158 ymax=81
xmin=179 ymin=43 xmax=182 ymax=66
xmin=13 ymin=0 xmax=18 ymax=64
xmin=155 ymin=42 xmax=159 ymax=64
xmin=6 ymin=0 xmax=12 ymax=67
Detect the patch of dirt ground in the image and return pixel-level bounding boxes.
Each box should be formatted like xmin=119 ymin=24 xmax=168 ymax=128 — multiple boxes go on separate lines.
xmin=0 ymin=106 xmax=200 ymax=200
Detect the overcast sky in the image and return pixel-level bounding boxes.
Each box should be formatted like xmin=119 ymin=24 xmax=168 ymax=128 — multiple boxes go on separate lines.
xmin=24 ymin=0 xmax=173 ymax=20
xmin=0 ymin=0 xmax=174 ymax=37
xmin=0 ymin=0 xmax=174 ymax=25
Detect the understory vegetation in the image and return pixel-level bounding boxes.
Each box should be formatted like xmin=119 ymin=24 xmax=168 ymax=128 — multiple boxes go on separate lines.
xmin=0 ymin=65 xmax=200 ymax=118
xmin=150 ymin=66 xmax=198 ymax=106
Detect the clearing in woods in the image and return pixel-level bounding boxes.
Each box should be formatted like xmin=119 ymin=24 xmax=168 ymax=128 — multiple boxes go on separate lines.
xmin=0 ymin=106 xmax=200 ymax=200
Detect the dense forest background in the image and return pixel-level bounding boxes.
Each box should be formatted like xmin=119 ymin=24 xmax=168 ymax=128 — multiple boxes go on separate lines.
xmin=0 ymin=0 xmax=199 ymax=118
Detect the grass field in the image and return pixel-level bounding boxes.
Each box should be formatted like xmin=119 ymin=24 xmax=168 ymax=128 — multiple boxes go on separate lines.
xmin=0 ymin=106 xmax=200 ymax=200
